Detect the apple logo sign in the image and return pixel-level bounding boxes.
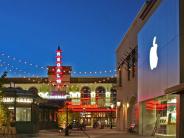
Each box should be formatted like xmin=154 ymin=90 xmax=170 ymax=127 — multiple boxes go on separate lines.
xmin=149 ymin=36 xmax=158 ymax=70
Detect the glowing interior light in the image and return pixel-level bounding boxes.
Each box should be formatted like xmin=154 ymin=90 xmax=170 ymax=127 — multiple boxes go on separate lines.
xmin=8 ymin=107 xmax=14 ymax=110
xmin=105 ymin=92 xmax=111 ymax=98
xmin=91 ymin=91 xmax=96 ymax=98
xmin=69 ymin=92 xmax=81 ymax=98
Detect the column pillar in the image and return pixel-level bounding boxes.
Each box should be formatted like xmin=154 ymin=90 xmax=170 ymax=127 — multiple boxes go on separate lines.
xmin=116 ymin=109 xmax=119 ymax=130
xmin=124 ymin=105 xmax=128 ymax=131
xmin=122 ymin=104 xmax=127 ymax=131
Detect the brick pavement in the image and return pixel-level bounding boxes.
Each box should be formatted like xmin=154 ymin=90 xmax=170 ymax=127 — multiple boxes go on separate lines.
xmin=0 ymin=128 xmax=156 ymax=138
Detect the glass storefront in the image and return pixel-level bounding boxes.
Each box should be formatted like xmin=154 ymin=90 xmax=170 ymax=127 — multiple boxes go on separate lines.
xmin=16 ymin=108 xmax=31 ymax=121
xmin=140 ymin=95 xmax=176 ymax=137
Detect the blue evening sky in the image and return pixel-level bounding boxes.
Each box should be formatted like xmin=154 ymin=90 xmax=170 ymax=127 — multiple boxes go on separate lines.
xmin=0 ymin=0 xmax=144 ymax=77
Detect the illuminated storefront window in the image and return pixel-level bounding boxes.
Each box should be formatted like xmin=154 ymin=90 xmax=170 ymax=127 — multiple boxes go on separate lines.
xmin=105 ymin=92 xmax=111 ymax=107
xmin=111 ymin=87 xmax=117 ymax=105
xmin=81 ymin=87 xmax=91 ymax=105
xmin=16 ymin=108 xmax=31 ymax=121
xmin=90 ymin=91 xmax=96 ymax=105
xmin=143 ymin=95 xmax=176 ymax=137
xmin=96 ymin=86 xmax=106 ymax=107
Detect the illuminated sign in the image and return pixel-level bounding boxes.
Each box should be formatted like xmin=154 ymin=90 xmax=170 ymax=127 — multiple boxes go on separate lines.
xmin=56 ymin=46 xmax=63 ymax=86
xmin=3 ymin=97 xmax=15 ymax=103
xmin=38 ymin=92 xmax=69 ymax=100
xmin=16 ymin=97 xmax=33 ymax=103
xmin=2 ymin=97 xmax=33 ymax=104
xmin=149 ymin=36 xmax=158 ymax=70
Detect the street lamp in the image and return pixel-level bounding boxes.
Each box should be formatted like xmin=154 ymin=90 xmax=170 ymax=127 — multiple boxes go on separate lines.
xmin=110 ymin=104 xmax=114 ymax=129
xmin=65 ymin=99 xmax=70 ymax=136
xmin=117 ymin=101 xmax=121 ymax=107
xmin=126 ymin=102 xmax=129 ymax=108
xmin=82 ymin=108 xmax=86 ymax=130
xmin=83 ymin=108 xmax=86 ymax=121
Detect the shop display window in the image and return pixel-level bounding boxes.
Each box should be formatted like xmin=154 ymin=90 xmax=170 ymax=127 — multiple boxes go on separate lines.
xmin=16 ymin=108 xmax=31 ymax=121
xmin=143 ymin=95 xmax=176 ymax=137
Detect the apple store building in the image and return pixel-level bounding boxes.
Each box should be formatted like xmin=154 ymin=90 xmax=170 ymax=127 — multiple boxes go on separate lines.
xmin=138 ymin=0 xmax=184 ymax=138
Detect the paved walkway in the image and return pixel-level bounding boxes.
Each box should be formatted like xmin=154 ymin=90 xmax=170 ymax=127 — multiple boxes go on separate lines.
xmin=0 ymin=128 xmax=156 ymax=138
xmin=85 ymin=128 xmax=154 ymax=138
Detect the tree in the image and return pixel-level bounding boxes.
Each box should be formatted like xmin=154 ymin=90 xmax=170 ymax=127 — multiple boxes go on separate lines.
xmin=0 ymin=71 xmax=8 ymax=88
xmin=0 ymin=102 xmax=9 ymax=126
xmin=68 ymin=85 xmax=80 ymax=92
xmin=58 ymin=112 xmax=72 ymax=128
xmin=0 ymin=71 xmax=8 ymax=126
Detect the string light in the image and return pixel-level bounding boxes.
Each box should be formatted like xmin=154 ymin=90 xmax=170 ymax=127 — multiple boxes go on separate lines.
xmin=0 ymin=51 xmax=118 ymax=76
xmin=0 ymin=51 xmax=47 ymax=70
xmin=0 ymin=60 xmax=116 ymax=85
xmin=0 ymin=60 xmax=47 ymax=84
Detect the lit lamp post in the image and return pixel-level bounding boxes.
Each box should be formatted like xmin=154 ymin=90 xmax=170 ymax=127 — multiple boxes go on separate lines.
xmin=110 ymin=104 xmax=114 ymax=129
xmin=82 ymin=107 xmax=86 ymax=130
xmin=83 ymin=108 xmax=86 ymax=123
xmin=65 ymin=99 xmax=70 ymax=136
xmin=126 ymin=102 xmax=129 ymax=108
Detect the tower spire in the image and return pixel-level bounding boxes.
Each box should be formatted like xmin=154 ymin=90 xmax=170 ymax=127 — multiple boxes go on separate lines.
xmin=58 ymin=45 xmax=61 ymax=50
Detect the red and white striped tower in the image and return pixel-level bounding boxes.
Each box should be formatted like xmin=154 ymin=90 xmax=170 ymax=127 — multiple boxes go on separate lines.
xmin=56 ymin=46 xmax=63 ymax=90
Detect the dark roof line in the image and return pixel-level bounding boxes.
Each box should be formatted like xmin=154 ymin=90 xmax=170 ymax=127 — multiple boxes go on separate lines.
xmin=139 ymin=0 xmax=158 ymax=20
xmin=3 ymin=77 xmax=117 ymax=84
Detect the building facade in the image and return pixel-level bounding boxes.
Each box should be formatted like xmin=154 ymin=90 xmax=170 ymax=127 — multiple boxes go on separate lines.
xmin=1 ymin=69 xmax=117 ymax=132
xmin=0 ymin=46 xmax=117 ymax=133
xmin=138 ymin=0 xmax=183 ymax=138
xmin=116 ymin=0 xmax=159 ymax=131
xmin=0 ymin=88 xmax=40 ymax=134
xmin=117 ymin=0 xmax=184 ymax=138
